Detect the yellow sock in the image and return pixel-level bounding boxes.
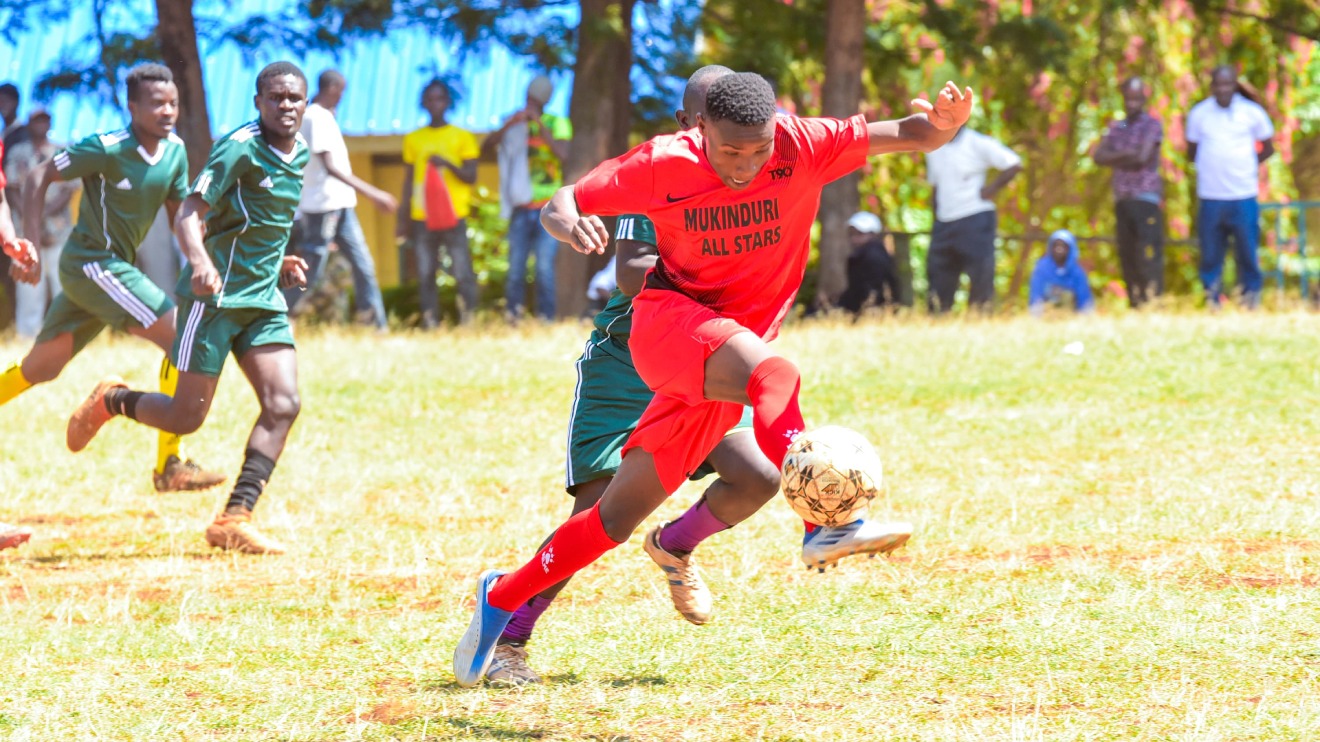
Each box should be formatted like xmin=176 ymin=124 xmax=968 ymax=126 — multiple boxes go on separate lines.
xmin=0 ymin=361 xmax=32 ymax=406
xmin=156 ymin=356 xmax=186 ymax=473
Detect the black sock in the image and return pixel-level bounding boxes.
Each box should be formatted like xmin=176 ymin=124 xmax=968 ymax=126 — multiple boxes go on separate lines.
xmin=104 ymin=388 xmax=145 ymax=419
xmin=225 ymin=449 xmax=277 ymax=514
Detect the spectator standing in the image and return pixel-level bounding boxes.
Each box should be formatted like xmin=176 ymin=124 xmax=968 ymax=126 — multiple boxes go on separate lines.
xmin=399 ymin=79 xmax=480 ymax=327
xmin=1095 ymin=77 xmax=1164 ymax=307
xmin=1029 ymin=229 xmax=1094 ymax=316
xmin=0 ymin=83 xmax=25 ymax=327
xmin=3 ymin=107 xmax=76 ymax=337
xmin=1186 ymin=65 xmax=1275 ymax=308
xmin=286 ymin=70 xmax=396 ymax=329
xmin=838 ymin=211 xmax=901 ymax=315
xmin=924 ymin=126 xmax=1022 ymax=313
xmin=482 ymin=75 xmax=572 ymax=321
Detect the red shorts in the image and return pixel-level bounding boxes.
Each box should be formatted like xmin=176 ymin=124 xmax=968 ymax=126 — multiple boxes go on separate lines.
xmin=623 ymin=287 xmax=750 ymax=492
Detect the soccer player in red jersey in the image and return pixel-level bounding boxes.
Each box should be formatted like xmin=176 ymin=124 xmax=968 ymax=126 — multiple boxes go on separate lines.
xmin=454 ymin=73 xmax=973 ymax=686
xmin=0 ymin=144 xmax=38 ymax=551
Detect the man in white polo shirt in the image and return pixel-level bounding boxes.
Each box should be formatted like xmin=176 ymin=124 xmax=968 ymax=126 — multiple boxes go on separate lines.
xmin=286 ymin=69 xmax=397 ymax=327
xmin=924 ymin=126 xmax=1022 ymax=313
xmin=1185 ymin=66 xmax=1274 ymax=308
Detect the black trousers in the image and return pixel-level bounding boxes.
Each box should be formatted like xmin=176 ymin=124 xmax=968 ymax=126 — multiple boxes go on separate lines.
xmin=1115 ymin=199 xmax=1164 ymax=308
xmin=927 ymin=210 xmax=997 ymax=313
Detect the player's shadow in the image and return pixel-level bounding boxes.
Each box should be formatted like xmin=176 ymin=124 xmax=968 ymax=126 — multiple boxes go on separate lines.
xmin=545 ymin=673 xmax=667 ymax=687
xmin=443 ymin=718 xmax=548 ymax=739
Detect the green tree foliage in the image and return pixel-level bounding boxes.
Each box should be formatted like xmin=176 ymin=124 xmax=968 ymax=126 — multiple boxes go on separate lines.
xmin=699 ymin=0 xmax=1319 ymax=305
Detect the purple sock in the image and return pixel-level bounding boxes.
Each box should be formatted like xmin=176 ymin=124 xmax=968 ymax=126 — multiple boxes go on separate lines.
xmin=501 ymin=595 xmax=554 ymax=643
xmin=659 ymin=499 xmax=731 ymax=555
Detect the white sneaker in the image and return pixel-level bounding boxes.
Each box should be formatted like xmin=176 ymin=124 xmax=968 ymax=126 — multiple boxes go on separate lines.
xmin=801 ymin=519 xmax=912 ymax=572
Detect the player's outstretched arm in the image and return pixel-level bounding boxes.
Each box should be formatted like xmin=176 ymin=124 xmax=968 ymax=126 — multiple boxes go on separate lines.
xmin=174 ymin=195 xmax=222 ymax=296
xmin=866 ymin=81 xmax=974 ymax=155
xmin=541 ymin=185 xmax=609 ymax=255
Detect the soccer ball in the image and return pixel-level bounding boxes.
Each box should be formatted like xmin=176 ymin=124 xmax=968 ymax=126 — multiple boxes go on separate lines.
xmin=780 ymin=426 xmax=882 ymax=527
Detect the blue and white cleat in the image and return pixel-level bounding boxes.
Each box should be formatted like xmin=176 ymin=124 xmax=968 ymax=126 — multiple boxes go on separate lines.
xmin=453 ymin=570 xmax=514 ymax=687
xmin=802 ymin=520 xmax=912 ymax=573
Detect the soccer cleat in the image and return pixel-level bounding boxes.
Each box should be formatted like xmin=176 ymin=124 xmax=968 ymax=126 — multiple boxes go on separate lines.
xmin=643 ymin=525 xmax=713 ymax=625
xmin=454 ymin=570 xmax=514 ymax=688
xmin=154 ymin=456 xmax=227 ymax=493
xmin=802 ymin=519 xmax=913 ymax=573
xmin=485 ymin=643 xmax=543 ymax=686
xmin=66 ymin=376 xmax=127 ymax=452
xmin=204 ymin=512 xmax=287 ymax=555
xmin=0 ymin=522 xmax=32 ymax=551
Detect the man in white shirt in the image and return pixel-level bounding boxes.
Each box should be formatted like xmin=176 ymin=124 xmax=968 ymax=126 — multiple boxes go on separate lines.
xmin=924 ymin=126 xmax=1021 ymax=312
xmin=285 ymin=70 xmax=397 ymax=328
xmin=1185 ymin=66 xmax=1275 ymax=308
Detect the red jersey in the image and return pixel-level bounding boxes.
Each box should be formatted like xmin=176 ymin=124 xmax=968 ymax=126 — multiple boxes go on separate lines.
xmin=574 ymin=114 xmax=869 ymax=339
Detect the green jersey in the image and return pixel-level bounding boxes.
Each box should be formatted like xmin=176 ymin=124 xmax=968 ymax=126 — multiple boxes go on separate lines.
xmin=590 ymin=214 xmax=657 ymax=348
xmin=52 ymin=129 xmax=189 ymax=266
xmin=180 ymin=121 xmax=308 ymax=311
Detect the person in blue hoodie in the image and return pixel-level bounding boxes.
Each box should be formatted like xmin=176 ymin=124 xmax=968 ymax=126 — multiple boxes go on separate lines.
xmin=1029 ymin=229 xmax=1094 ymax=316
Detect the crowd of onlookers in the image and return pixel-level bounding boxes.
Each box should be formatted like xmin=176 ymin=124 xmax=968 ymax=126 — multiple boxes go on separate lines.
xmin=0 ymin=61 xmax=1280 ymax=334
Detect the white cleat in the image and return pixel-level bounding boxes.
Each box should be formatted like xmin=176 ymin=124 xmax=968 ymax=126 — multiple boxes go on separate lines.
xmin=802 ymin=519 xmax=912 ymax=572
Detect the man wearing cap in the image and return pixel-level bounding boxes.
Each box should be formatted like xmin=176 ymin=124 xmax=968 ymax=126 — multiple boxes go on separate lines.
xmin=482 ymin=75 xmax=572 ymax=321
xmin=3 ymin=107 xmax=76 ymax=337
xmin=838 ymin=211 xmax=902 ymax=315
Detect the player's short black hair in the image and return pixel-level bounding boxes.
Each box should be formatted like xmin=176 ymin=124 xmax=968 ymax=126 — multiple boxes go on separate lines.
xmin=422 ymin=78 xmax=451 ymax=98
xmin=256 ymin=61 xmax=307 ymax=96
xmin=317 ymin=69 xmax=345 ymax=91
xmin=0 ymin=83 xmax=20 ymax=101
xmin=704 ymin=72 xmax=777 ymax=127
xmin=125 ymin=64 xmax=174 ymax=102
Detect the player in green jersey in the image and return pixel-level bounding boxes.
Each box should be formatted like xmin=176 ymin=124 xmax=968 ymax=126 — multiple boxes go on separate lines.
xmin=68 ymin=62 xmax=312 ymax=555
xmin=0 ymin=64 xmax=224 ymax=506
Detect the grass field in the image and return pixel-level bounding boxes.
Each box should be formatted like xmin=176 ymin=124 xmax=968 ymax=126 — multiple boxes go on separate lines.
xmin=1 ymin=311 xmax=1318 ymax=741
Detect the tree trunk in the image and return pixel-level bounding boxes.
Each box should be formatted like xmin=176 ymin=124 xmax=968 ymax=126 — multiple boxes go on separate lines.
xmin=557 ymin=0 xmax=635 ymax=319
xmin=815 ymin=0 xmax=867 ymax=306
xmin=154 ymin=0 xmax=212 ymax=177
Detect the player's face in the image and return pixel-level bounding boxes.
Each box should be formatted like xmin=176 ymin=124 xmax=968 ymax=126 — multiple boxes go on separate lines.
xmin=128 ymin=81 xmax=179 ymax=139
xmin=699 ymin=117 xmax=775 ymax=191
xmin=422 ymin=86 xmax=450 ymax=119
xmin=256 ymin=75 xmax=308 ymax=140
xmin=1122 ymin=88 xmax=1146 ymax=119
xmin=1211 ymin=71 xmax=1236 ymax=107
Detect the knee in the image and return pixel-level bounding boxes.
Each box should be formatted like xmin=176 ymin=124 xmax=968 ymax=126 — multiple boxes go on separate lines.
xmin=21 ymin=360 xmax=61 ymax=385
xmin=172 ymin=398 xmax=210 ymax=435
xmin=261 ymin=391 xmax=301 ymax=426
xmin=723 ymin=454 xmax=783 ymax=503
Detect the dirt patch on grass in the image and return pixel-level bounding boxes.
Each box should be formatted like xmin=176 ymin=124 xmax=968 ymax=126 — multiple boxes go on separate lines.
xmin=346 ymin=698 xmax=417 ymax=725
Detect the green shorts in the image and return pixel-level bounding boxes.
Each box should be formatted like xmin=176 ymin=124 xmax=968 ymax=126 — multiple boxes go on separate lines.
xmin=36 ymin=256 xmax=174 ymax=353
xmin=564 ymin=333 xmax=753 ymax=492
xmin=173 ymin=298 xmax=295 ymax=378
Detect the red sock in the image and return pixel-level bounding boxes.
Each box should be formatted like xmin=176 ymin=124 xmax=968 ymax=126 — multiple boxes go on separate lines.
xmin=746 ymin=355 xmax=806 ymax=468
xmin=803 ymin=520 xmax=818 ymax=533
xmin=487 ymin=501 xmax=623 ymax=611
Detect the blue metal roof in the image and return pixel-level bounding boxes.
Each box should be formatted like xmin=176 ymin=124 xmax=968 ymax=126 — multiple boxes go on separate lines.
xmin=0 ymin=0 xmax=573 ymax=143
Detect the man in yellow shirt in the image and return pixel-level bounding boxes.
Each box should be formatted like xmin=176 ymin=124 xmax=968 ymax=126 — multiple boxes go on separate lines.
xmin=397 ymin=79 xmax=480 ymax=327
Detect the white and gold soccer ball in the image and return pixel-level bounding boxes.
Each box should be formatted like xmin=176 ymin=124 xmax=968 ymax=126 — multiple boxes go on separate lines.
xmin=780 ymin=426 xmax=882 ymax=527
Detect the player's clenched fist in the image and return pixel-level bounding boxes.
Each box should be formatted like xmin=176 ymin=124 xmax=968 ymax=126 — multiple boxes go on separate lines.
xmin=279 ymin=255 xmax=309 ymax=289
xmin=191 ymin=261 xmax=223 ymax=296
xmin=912 ymin=81 xmax=974 ymax=131
xmin=2 ymin=237 xmax=38 ymax=271
xmin=568 ymin=215 xmax=609 ymax=255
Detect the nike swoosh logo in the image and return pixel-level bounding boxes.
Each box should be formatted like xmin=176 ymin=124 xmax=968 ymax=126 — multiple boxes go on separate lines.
xmin=666 ymin=193 xmax=696 ymax=203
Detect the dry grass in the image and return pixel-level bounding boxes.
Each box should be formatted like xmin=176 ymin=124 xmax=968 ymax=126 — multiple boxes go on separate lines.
xmin=1 ymin=309 xmax=1318 ymax=740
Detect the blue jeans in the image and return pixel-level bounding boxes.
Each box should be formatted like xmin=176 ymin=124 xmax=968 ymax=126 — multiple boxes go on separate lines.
xmin=284 ymin=208 xmax=388 ymax=327
xmin=1198 ymin=198 xmax=1262 ymax=303
xmin=413 ymin=219 xmax=479 ymax=327
xmin=505 ymin=207 xmax=559 ymax=319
